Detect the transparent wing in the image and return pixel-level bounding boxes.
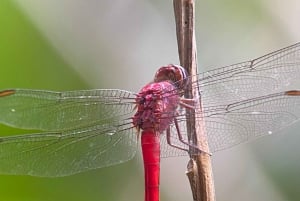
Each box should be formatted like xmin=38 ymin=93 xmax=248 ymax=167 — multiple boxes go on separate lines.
xmin=0 ymin=89 xmax=137 ymax=176
xmin=198 ymin=42 xmax=300 ymax=152
xmin=198 ymin=42 xmax=300 ymax=107
xmin=0 ymin=89 xmax=136 ymax=130
xmin=204 ymin=91 xmax=300 ymax=152
xmin=0 ymin=125 xmax=137 ymax=177
xmin=161 ymin=91 xmax=300 ymax=156
xmin=161 ymin=43 xmax=300 ymax=156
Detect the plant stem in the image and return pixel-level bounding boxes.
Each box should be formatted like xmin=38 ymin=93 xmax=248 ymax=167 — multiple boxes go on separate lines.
xmin=173 ymin=1 xmax=216 ymax=201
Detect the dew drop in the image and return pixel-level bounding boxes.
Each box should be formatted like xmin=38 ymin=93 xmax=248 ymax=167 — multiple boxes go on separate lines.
xmin=107 ymin=132 xmax=114 ymax=136
xmin=11 ymin=108 xmax=15 ymax=112
xmin=106 ymin=128 xmax=117 ymax=136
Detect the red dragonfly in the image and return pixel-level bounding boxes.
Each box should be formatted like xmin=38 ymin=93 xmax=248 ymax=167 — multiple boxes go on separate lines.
xmin=0 ymin=43 xmax=300 ymax=201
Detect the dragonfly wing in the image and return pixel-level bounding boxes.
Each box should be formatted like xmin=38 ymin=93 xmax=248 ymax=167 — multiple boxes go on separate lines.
xmin=203 ymin=91 xmax=300 ymax=152
xmin=0 ymin=89 xmax=136 ymax=131
xmin=160 ymin=91 xmax=300 ymax=156
xmin=195 ymin=42 xmax=300 ymax=153
xmin=198 ymin=42 xmax=300 ymax=108
xmin=0 ymin=124 xmax=137 ymax=177
xmin=161 ymin=42 xmax=300 ymax=156
xmin=0 ymin=88 xmax=138 ymax=176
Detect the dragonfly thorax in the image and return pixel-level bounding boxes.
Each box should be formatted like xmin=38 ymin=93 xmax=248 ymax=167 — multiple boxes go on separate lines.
xmin=132 ymin=81 xmax=180 ymax=133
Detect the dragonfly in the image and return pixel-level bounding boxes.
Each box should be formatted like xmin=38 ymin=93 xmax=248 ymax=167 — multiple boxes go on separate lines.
xmin=0 ymin=42 xmax=300 ymax=201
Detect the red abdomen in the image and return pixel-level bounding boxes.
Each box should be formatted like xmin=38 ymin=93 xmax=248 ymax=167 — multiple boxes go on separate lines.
xmin=141 ymin=131 xmax=160 ymax=201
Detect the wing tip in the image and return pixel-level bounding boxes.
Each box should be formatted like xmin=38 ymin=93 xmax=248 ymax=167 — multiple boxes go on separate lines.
xmin=0 ymin=89 xmax=16 ymax=97
xmin=285 ymin=90 xmax=300 ymax=96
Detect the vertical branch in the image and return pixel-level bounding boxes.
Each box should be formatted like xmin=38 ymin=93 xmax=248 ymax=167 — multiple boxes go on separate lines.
xmin=173 ymin=1 xmax=216 ymax=201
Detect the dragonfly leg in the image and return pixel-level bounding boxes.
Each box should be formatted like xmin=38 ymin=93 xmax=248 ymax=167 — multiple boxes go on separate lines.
xmin=166 ymin=126 xmax=188 ymax=152
xmin=173 ymin=117 xmax=212 ymax=156
xmin=179 ymin=96 xmax=199 ymax=109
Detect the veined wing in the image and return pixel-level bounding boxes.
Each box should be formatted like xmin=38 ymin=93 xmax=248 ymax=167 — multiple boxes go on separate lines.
xmin=161 ymin=43 xmax=300 ymax=156
xmin=197 ymin=42 xmax=300 ymax=152
xmin=160 ymin=90 xmax=300 ymax=156
xmin=0 ymin=89 xmax=138 ymax=176
xmin=0 ymin=89 xmax=136 ymax=131
xmin=0 ymin=124 xmax=137 ymax=177
xmin=197 ymin=42 xmax=300 ymax=108
xmin=203 ymin=90 xmax=300 ymax=152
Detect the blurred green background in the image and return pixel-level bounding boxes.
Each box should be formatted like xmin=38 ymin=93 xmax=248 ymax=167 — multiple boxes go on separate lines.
xmin=0 ymin=0 xmax=299 ymax=201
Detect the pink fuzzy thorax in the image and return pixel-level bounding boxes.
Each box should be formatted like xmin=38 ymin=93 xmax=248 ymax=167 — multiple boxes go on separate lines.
xmin=132 ymin=81 xmax=180 ymax=133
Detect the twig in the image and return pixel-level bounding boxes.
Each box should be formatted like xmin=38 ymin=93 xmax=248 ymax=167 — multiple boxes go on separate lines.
xmin=173 ymin=1 xmax=216 ymax=201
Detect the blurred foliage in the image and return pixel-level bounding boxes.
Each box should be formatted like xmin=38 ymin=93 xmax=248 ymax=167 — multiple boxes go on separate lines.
xmin=0 ymin=1 xmax=86 ymax=90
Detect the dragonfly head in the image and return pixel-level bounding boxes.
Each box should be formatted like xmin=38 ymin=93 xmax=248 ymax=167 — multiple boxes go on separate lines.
xmin=154 ymin=64 xmax=189 ymax=92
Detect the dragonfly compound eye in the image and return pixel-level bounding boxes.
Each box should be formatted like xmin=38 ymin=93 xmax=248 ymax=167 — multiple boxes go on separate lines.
xmin=154 ymin=64 xmax=189 ymax=90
